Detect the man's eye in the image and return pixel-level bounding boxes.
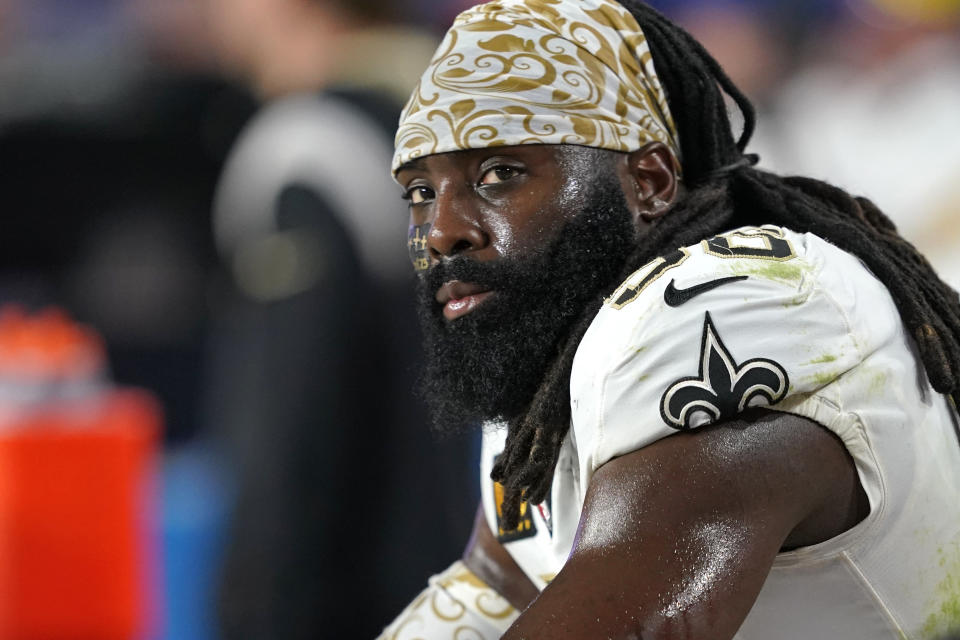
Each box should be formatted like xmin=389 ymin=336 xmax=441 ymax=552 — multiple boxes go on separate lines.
xmin=403 ymin=186 xmax=434 ymax=205
xmin=479 ymin=166 xmax=519 ymax=185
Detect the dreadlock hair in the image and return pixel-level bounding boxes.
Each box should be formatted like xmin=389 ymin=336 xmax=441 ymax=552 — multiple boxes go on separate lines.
xmin=491 ymin=0 xmax=960 ymax=530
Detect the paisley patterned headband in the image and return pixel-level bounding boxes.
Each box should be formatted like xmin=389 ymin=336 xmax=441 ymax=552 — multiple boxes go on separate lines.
xmin=392 ymin=0 xmax=681 ymax=174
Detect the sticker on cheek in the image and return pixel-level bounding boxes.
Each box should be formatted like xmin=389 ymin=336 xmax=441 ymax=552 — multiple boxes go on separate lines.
xmin=407 ymin=223 xmax=431 ymax=272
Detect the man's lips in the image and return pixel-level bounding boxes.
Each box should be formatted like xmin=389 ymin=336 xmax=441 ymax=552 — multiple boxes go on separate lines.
xmin=435 ymin=281 xmax=495 ymax=321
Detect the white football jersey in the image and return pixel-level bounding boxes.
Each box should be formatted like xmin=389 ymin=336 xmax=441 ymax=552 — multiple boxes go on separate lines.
xmin=481 ymin=225 xmax=960 ymax=639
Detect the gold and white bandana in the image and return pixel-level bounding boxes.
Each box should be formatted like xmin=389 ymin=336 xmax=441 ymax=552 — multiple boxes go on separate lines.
xmin=392 ymin=0 xmax=680 ymax=173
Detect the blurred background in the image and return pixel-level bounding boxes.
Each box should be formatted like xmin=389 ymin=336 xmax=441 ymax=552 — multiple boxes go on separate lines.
xmin=0 ymin=0 xmax=956 ymax=638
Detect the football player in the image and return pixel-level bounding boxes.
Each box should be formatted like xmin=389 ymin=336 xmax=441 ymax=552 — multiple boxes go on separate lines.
xmin=380 ymin=0 xmax=960 ymax=638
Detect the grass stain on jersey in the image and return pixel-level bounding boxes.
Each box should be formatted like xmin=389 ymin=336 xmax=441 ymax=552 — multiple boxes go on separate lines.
xmin=634 ymin=347 xmax=649 ymax=385
xmin=849 ymin=364 xmax=888 ymax=398
xmin=807 ymin=369 xmax=843 ymax=387
xmin=921 ymin=540 xmax=960 ymax=638
xmin=781 ymin=293 xmax=810 ymax=308
xmin=724 ymin=260 xmax=805 ymax=286
xmin=869 ymin=371 xmax=888 ymax=396
xmin=805 ymin=353 xmax=839 ymax=365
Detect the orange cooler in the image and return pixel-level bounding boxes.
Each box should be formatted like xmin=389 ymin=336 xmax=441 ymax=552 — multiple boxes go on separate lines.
xmin=0 ymin=308 xmax=161 ymax=640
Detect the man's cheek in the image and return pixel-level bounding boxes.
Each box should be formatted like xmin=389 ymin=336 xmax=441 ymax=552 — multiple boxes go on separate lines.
xmin=408 ymin=223 xmax=431 ymax=272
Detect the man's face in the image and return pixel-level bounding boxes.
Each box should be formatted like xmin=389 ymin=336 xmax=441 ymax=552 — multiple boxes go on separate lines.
xmin=397 ymin=144 xmax=639 ymax=432
xmin=398 ymin=144 xmax=605 ymax=282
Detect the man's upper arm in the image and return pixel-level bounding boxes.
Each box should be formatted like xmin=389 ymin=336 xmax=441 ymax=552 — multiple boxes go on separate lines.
xmin=502 ymin=409 xmax=866 ymax=640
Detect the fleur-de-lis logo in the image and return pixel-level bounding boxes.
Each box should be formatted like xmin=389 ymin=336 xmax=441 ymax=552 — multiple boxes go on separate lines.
xmin=660 ymin=312 xmax=788 ymax=430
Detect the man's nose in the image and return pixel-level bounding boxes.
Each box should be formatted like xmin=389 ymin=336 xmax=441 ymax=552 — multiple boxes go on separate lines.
xmin=427 ymin=188 xmax=489 ymax=260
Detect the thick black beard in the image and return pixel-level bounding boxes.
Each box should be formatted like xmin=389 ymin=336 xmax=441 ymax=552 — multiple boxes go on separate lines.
xmin=416 ymin=180 xmax=636 ymax=435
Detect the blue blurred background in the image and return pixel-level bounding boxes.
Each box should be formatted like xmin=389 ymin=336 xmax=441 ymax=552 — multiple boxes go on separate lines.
xmin=0 ymin=0 xmax=957 ymax=638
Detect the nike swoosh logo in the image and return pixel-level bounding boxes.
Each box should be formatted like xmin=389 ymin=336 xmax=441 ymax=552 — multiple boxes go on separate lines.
xmin=664 ymin=276 xmax=748 ymax=307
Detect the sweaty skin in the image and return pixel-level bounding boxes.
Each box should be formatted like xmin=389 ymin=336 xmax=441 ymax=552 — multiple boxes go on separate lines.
xmin=400 ymin=143 xmax=867 ymax=638
xmin=397 ymin=143 xmax=677 ymax=267
xmin=466 ymin=410 xmax=867 ymax=639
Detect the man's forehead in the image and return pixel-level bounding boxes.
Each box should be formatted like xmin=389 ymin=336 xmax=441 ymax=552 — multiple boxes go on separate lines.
xmin=394 ymin=146 xmax=625 ymax=193
xmin=396 ymin=157 xmax=428 ymax=175
xmin=396 ymin=145 xmax=559 ymax=175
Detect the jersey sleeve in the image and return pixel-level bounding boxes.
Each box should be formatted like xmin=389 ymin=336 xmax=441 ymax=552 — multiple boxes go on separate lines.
xmin=569 ymin=225 xmax=895 ymax=487
xmin=376 ymin=561 xmax=518 ymax=640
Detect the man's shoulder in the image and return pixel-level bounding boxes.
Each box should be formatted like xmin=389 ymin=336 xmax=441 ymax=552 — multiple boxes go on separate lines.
xmin=605 ymin=225 xmax=818 ymax=311
xmin=584 ymin=224 xmax=890 ymax=353
xmin=569 ymin=224 xmax=902 ymax=477
xmin=579 ymin=226 xmax=821 ymax=361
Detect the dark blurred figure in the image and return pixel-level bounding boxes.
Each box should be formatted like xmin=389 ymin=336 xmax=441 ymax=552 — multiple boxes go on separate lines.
xmin=0 ymin=0 xmax=257 ymax=443
xmin=200 ymin=1 xmax=476 ymax=637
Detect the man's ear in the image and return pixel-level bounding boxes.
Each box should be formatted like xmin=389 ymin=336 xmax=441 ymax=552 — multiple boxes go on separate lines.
xmin=618 ymin=142 xmax=680 ymax=226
